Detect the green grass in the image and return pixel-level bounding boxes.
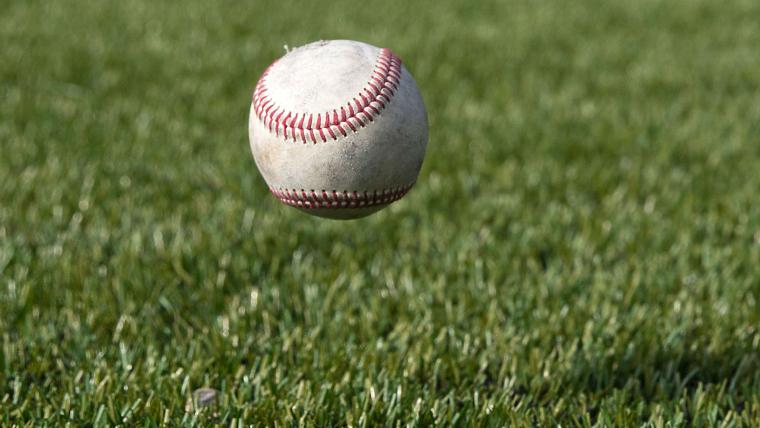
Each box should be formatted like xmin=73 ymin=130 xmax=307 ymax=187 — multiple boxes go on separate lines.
xmin=2 ymin=0 xmax=760 ymax=425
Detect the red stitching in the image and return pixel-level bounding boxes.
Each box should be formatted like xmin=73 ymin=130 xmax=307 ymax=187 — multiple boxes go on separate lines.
xmin=252 ymin=48 xmax=403 ymax=142
xmin=269 ymin=182 xmax=415 ymax=209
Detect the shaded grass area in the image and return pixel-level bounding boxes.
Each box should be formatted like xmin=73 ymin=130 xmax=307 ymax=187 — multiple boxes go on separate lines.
xmin=2 ymin=0 xmax=760 ymax=425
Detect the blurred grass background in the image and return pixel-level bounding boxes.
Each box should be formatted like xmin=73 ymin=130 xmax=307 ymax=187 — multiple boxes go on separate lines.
xmin=2 ymin=0 xmax=760 ymax=425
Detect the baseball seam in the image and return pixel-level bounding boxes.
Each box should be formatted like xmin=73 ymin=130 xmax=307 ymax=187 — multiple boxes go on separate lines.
xmin=269 ymin=183 xmax=414 ymax=209
xmin=252 ymin=48 xmax=402 ymax=144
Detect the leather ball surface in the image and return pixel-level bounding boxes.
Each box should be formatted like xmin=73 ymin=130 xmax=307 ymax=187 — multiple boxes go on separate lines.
xmin=248 ymin=40 xmax=428 ymax=219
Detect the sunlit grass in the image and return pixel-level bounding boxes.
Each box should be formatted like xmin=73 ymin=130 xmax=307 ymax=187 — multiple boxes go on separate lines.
xmin=2 ymin=0 xmax=760 ymax=425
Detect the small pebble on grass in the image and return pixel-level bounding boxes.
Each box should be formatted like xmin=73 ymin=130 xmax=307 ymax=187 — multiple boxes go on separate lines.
xmin=186 ymin=388 xmax=219 ymax=412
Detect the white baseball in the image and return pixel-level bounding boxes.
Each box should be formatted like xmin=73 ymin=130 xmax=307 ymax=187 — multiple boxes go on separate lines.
xmin=248 ymin=40 xmax=428 ymax=219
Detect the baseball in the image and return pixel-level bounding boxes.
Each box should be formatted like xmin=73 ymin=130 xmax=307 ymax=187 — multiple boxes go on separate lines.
xmin=248 ymin=40 xmax=428 ymax=219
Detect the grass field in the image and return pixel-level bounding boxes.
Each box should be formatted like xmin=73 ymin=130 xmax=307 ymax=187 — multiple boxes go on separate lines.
xmin=2 ymin=0 xmax=760 ymax=425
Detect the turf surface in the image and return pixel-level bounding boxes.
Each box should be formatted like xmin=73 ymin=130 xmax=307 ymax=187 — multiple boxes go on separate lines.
xmin=2 ymin=0 xmax=760 ymax=425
